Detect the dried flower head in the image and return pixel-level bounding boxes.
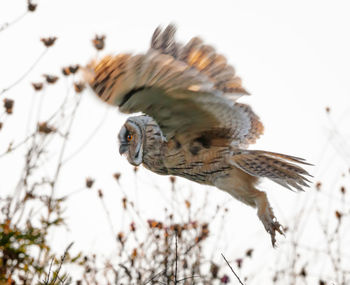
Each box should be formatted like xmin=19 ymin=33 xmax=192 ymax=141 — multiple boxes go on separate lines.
xmin=92 ymin=35 xmax=106 ymax=50
xmin=300 ymin=267 xmax=307 ymax=277
xmin=27 ymin=0 xmax=37 ymax=12
xmin=32 ymin=82 xmax=43 ymax=91
xmin=170 ymin=176 xmax=176 ymax=183
xmin=3 ymin=98 xmax=14 ymax=114
xmin=62 ymin=67 xmax=71 ymax=76
xmin=98 ymin=189 xmax=103 ymax=198
xmin=86 ymin=177 xmax=94 ymax=188
xmin=220 ymin=274 xmax=230 ymax=284
xmin=69 ymin=65 xmax=80 ymax=74
xmin=74 ymin=82 xmax=86 ymax=93
xmin=122 ymin=197 xmax=127 ymax=209
xmin=335 ymin=210 xmax=342 ymax=221
xmin=315 ymin=181 xmax=322 ymax=191
xmin=236 ymin=258 xmax=243 ymax=268
xmin=130 ymin=222 xmax=136 ymax=232
xmin=113 ymin=172 xmax=121 ymax=181
xmin=131 ymin=248 xmax=137 ymax=260
xmin=340 ymin=186 xmax=346 ymax=195
xmin=37 ymin=122 xmax=55 ymax=134
xmin=245 ymin=248 xmax=253 ymax=258
xmin=0 ymin=122 xmax=3 ymax=130
xmin=117 ymin=232 xmax=124 ymax=244
xmin=210 ymin=263 xmax=219 ymax=278
xmin=43 ymin=74 xmax=59 ymax=84
xmin=41 ymin=37 xmax=57 ymax=47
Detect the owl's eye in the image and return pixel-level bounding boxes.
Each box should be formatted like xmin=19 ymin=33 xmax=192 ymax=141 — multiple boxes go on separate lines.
xmin=127 ymin=134 xmax=133 ymax=141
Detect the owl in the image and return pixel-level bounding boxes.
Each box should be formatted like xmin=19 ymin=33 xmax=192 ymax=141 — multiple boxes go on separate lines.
xmin=85 ymin=24 xmax=311 ymax=246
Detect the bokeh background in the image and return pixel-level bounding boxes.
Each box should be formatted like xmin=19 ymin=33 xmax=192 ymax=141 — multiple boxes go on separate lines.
xmin=1 ymin=0 xmax=350 ymax=284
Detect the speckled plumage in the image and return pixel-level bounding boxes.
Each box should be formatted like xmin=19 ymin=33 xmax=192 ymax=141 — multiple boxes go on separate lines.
xmin=85 ymin=24 xmax=312 ymax=246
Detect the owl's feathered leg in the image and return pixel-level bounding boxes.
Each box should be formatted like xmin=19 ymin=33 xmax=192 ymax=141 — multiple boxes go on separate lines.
xmin=214 ymin=168 xmax=284 ymax=247
xmin=254 ymin=191 xmax=284 ymax=247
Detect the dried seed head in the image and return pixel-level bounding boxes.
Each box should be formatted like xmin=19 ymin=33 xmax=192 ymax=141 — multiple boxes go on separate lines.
xmin=98 ymin=189 xmax=103 ymax=198
xmin=122 ymin=197 xmax=127 ymax=209
xmin=32 ymin=82 xmax=43 ymax=91
xmin=27 ymin=0 xmax=37 ymax=12
xmin=41 ymin=37 xmax=57 ymax=47
xmin=170 ymin=176 xmax=176 ymax=183
xmin=245 ymin=248 xmax=253 ymax=257
xmin=43 ymin=74 xmax=59 ymax=84
xmin=62 ymin=67 xmax=71 ymax=76
xmin=185 ymin=200 xmax=191 ymax=209
xmin=0 ymin=122 xmax=3 ymax=130
xmin=315 ymin=181 xmax=322 ymax=191
xmin=85 ymin=177 xmax=94 ymax=188
xmin=340 ymin=186 xmax=346 ymax=195
xmin=92 ymin=35 xmax=105 ymax=50
xmin=236 ymin=258 xmax=243 ymax=268
xmin=117 ymin=232 xmax=124 ymax=244
xmin=130 ymin=222 xmax=136 ymax=232
xmin=69 ymin=65 xmax=80 ymax=74
xmin=210 ymin=263 xmax=219 ymax=278
xmin=131 ymin=248 xmax=137 ymax=260
xmin=3 ymin=98 xmax=14 ymax=114
xmin=37 ymin=122 xmax=55 ymax=134
xmin=300 ymin=267 xmax=307 ymax=277
xmin=220 ymin=275 xmax=230 ymax=284
xmin=113 ymin=172 xmax=121 ymax=181
xmin=335 ymin=210 xmax=342 ymax=221
xmin=325 ymin=106 xmax=330 ymax=113
xmin=133 ymin=166 xmax=138 ymax=173
xmin=74 ymin=82 xmax=86 ymax=93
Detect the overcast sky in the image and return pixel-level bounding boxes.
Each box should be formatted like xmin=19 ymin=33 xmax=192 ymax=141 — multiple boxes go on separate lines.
xmin=1 ymin=0 xmax=350 ymax=283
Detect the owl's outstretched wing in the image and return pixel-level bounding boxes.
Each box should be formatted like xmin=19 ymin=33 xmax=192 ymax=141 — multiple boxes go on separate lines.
xmin=84 ymin=24 xmax=263 ymax=146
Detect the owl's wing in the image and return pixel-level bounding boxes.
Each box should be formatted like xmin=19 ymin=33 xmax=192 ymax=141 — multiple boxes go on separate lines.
xmin=84 ymin=24 xmax=263 ymax=146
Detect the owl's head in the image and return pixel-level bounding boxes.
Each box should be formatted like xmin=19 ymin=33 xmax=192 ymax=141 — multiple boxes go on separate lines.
xmin=118 ymin=116 xmax=150 ymax=166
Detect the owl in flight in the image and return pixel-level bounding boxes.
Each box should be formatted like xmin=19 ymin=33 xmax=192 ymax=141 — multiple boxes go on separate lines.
xmin=85 ymin=24 xmax=311 ymax=246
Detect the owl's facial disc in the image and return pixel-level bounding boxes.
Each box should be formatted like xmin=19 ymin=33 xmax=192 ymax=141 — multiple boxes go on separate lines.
xmin=118 ymin=121 xmax=143 ymax=166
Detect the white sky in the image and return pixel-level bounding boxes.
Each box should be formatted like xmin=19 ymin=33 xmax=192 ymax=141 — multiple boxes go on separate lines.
xmin=1 ymin=0 xmax=350 ymax=283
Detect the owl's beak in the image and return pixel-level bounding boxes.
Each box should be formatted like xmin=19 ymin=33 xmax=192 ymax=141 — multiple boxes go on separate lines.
xmin=119 ymin=144 xmax=128 ymax=155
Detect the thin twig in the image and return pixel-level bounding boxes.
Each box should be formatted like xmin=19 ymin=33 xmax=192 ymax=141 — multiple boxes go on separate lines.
xmin=143 ymin=269 xmax=167 ymax=284
xmin=174 ymin=231 xmax=178 ymax=284
xmin=221 ymin=253 xmax=245 ymax=285
xmin=51 ymin=242 xmax=74 ymax=283
xmin=0 ymin=49 xmax=48 ymax=96
xmin=0 ymin=11 xmax=28 ymax=33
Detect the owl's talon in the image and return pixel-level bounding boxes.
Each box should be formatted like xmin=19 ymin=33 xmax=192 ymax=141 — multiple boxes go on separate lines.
xmin=257 ymin=204 xmax=285 ymax=247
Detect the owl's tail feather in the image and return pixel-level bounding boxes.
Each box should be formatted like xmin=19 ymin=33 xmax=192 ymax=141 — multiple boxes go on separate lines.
xmin=229 ymin=150 xmax=312 ymax=191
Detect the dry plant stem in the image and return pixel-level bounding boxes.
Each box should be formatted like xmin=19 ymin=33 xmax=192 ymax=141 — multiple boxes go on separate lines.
xmin=62 ymin=107 xmax=109 ymax=165
xmin=174 ymin=232 xmax=178 ymax=284
xmin=0 ymin=49 xmax=48 ymax=96
xmin=221 ymin=253 xmax=245 ymax=285
xmin=49 ymin=93 xmax=83 ymax=204
xmin=0 ymin=11 xmax=28 ymax=33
